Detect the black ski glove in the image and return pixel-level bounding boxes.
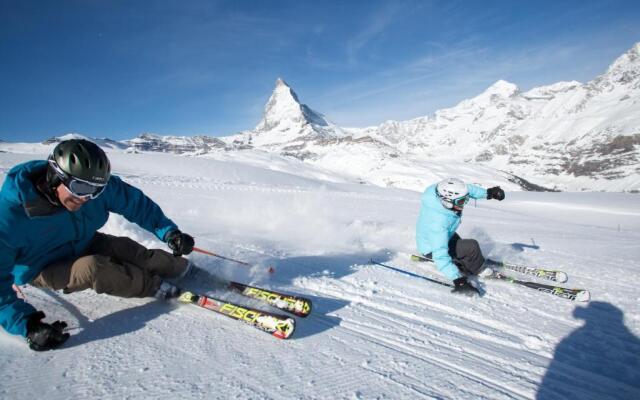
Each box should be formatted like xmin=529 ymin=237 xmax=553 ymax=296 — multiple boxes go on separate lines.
xmin=166 ymin=230 xmax=195 ymax=256
xmin=451 ymin=277 xmax=480 ymax=296
xmin=26 ymin=311 xmax=70 ymax=351
xmin=487 ymin=186 xmax=505 ymax=201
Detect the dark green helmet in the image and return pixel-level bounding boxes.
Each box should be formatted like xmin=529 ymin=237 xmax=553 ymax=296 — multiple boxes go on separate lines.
xmin=47 ymin=139 xmax=111 ymax=185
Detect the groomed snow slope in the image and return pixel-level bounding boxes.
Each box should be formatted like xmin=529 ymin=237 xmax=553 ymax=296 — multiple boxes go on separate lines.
xmin=0 ymin=151 xmax=638 ymax=400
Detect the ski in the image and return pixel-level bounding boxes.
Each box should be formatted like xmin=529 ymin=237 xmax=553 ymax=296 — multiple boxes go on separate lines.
xmin=408 ymin=254 xmax=589 ymax=302
xmin=411 ymin=254 xmax=568 ymax=283
xmin=227 ymin=281 xmax=312 ymax=317
xmin=487 ymin=272 xmax=590 ymax=302
xmin=177 ymin=290 xmax=296 ymax=339
xmin=484 ymin=258 xmax=568 ymax=283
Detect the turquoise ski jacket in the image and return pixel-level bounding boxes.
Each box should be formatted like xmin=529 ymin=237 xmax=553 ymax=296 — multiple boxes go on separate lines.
xmin=415 ymin=183 xmax=487 ymax=281
xmin=0 ymin=160 xmax=178 ymax=337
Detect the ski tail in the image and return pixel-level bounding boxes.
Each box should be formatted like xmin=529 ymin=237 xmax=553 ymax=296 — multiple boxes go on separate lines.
xmin=177 ymin=291 xmax=296 ymax=339
xmin=227 ymin=281 xmax=312 ymax=317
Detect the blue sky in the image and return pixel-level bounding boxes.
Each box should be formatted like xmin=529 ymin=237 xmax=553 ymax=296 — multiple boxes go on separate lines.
xmin=1 ymin=0 xmax=639 ymax=142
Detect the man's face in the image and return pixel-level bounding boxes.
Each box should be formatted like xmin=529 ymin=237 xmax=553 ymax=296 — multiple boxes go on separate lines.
xmin=55 ymin=184 xmax=89 ymax=211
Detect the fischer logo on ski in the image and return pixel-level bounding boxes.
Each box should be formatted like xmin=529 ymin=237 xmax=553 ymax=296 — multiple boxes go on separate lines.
xmin=178 ymin=291 xmax=296 ymax=339
xmin=218 ymin=303 xmax=262 ymax=322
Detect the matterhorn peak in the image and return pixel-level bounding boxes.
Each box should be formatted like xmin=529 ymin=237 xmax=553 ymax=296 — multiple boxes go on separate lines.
xmin=255 ymin=78 xmax=330 ymax=133
xmin=275 ymin=77 xmax=289 ymax=89
xmin=272 ymin=78 xmax=301 ymax=103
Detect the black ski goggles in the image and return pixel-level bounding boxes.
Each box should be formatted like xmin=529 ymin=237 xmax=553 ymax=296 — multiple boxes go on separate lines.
xmin=65 ymin=177 xmax=106 ymax=199
xmin=49 ymin=160 xmax=107 ymax=199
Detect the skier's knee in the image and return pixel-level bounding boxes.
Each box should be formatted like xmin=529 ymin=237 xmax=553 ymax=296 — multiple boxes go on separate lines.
xmin=72 ymin=255 xmax=103 ymax=279
xmin=65 ymin=255 xmax=106 ymax=292
xmin=468 ymin=239 xmax=481 ymax=254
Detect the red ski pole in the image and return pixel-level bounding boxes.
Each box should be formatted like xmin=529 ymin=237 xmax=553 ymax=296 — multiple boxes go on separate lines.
xmin=192 ymin=246 xmax=251 ymax=266
xmin=192 ymin=246 xmax=276 ymax=273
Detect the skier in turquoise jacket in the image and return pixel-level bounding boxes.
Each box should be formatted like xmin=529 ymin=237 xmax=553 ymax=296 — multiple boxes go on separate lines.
xmin=416 ymin=178 xmax=505 ymax=295
xmin=0 ymin=139 xmax=195 ymax=351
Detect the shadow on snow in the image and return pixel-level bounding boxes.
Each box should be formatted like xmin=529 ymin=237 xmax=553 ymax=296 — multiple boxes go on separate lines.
xmin=46 ymin=290 xmax=174 ymax=348
xmin=537 ymin=301 xmax=640 ymax=400
xmin=510 ymin=242 xmax=541 ymax=251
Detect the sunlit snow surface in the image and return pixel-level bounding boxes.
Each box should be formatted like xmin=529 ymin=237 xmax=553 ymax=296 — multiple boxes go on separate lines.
xmin=0 ymin=150 xmax=638 ymax=400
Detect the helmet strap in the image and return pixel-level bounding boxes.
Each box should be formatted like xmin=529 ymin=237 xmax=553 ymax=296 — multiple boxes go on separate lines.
xmin=42 ymin=165 xmax=63 ymax=206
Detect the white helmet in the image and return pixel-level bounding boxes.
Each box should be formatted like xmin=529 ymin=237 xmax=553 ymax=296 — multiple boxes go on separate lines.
xmin=436 ymin=178 xmax=469 ymax=211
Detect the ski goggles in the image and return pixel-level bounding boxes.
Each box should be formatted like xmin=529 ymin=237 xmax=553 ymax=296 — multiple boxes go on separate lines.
xmin=64 ymin=177 xmax=106 ymax=199
xmin=451 ymin=195 xmax=470 ymax=209
xmin=49 ymin=160 xmax=107 ymax=199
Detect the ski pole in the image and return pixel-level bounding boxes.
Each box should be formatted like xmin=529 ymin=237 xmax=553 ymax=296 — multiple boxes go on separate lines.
xmin=371 ymin=259 xmax=453 ymax=288
xmin=193 ymin=246 xmax=251 ymax=266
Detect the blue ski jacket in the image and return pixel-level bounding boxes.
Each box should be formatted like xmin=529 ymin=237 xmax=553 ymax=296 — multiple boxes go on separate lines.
xmin=0 ymin=160 xmax=179 ymax=337
xmin=415 ymin=183 xmax=487 ymax=281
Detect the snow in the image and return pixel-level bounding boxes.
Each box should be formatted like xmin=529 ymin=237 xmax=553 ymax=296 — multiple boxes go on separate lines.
xmin=1 ymin=149 xmax=639 ymax=400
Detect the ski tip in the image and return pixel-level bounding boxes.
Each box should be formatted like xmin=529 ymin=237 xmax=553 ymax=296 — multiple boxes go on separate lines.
xmin=556 ymin=271 xmax=569 ymax=283
xmin=294 ymin=300 xmax=313 ymax=318
xmin=272 ymin=318 xmax=296 ymax=339
xmin=178 ymin=291 xmax=197 ymax=303
xmin=575 ymin=290 xmax=591 ymax=302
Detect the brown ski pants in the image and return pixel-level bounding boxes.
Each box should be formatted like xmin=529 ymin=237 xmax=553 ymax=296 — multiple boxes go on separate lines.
xmin=31 ymin=232 xmax=188 ymax=298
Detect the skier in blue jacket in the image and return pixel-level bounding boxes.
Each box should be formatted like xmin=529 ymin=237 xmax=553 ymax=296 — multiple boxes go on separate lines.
xmin=416 ymin=178 xmax=505 ymax=295
xmin=0 ymin=139 xmax=195 ymax=351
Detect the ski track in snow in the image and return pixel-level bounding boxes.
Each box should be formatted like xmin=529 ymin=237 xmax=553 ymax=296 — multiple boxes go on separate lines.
xmin=1 ymin=151 xmax=639 ymax=400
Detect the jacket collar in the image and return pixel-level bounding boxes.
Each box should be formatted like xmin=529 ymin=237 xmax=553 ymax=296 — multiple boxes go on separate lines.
xmin=6 ymin=160 xmax=62 ymax=217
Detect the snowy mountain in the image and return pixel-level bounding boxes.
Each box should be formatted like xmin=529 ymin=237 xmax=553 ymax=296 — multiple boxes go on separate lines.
xmin=2 ymin=44 xmax=639 ymax=192
xmin=125 ymin=44 xmax=640 ymax=192
xmin=227 ymin=78 xmax=345 ymax=148
xmin=220 ymin=79 xmax=534 ymax=191
xmin=125 ymin=133 xmax=226 ymax=154
xmin=352 ymin=43 xmax=640 ymax=192
xmin=255 ymin=79 xmax=337 ymax=135
xmin=43 ymin=133 xmax=129 ymax=150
